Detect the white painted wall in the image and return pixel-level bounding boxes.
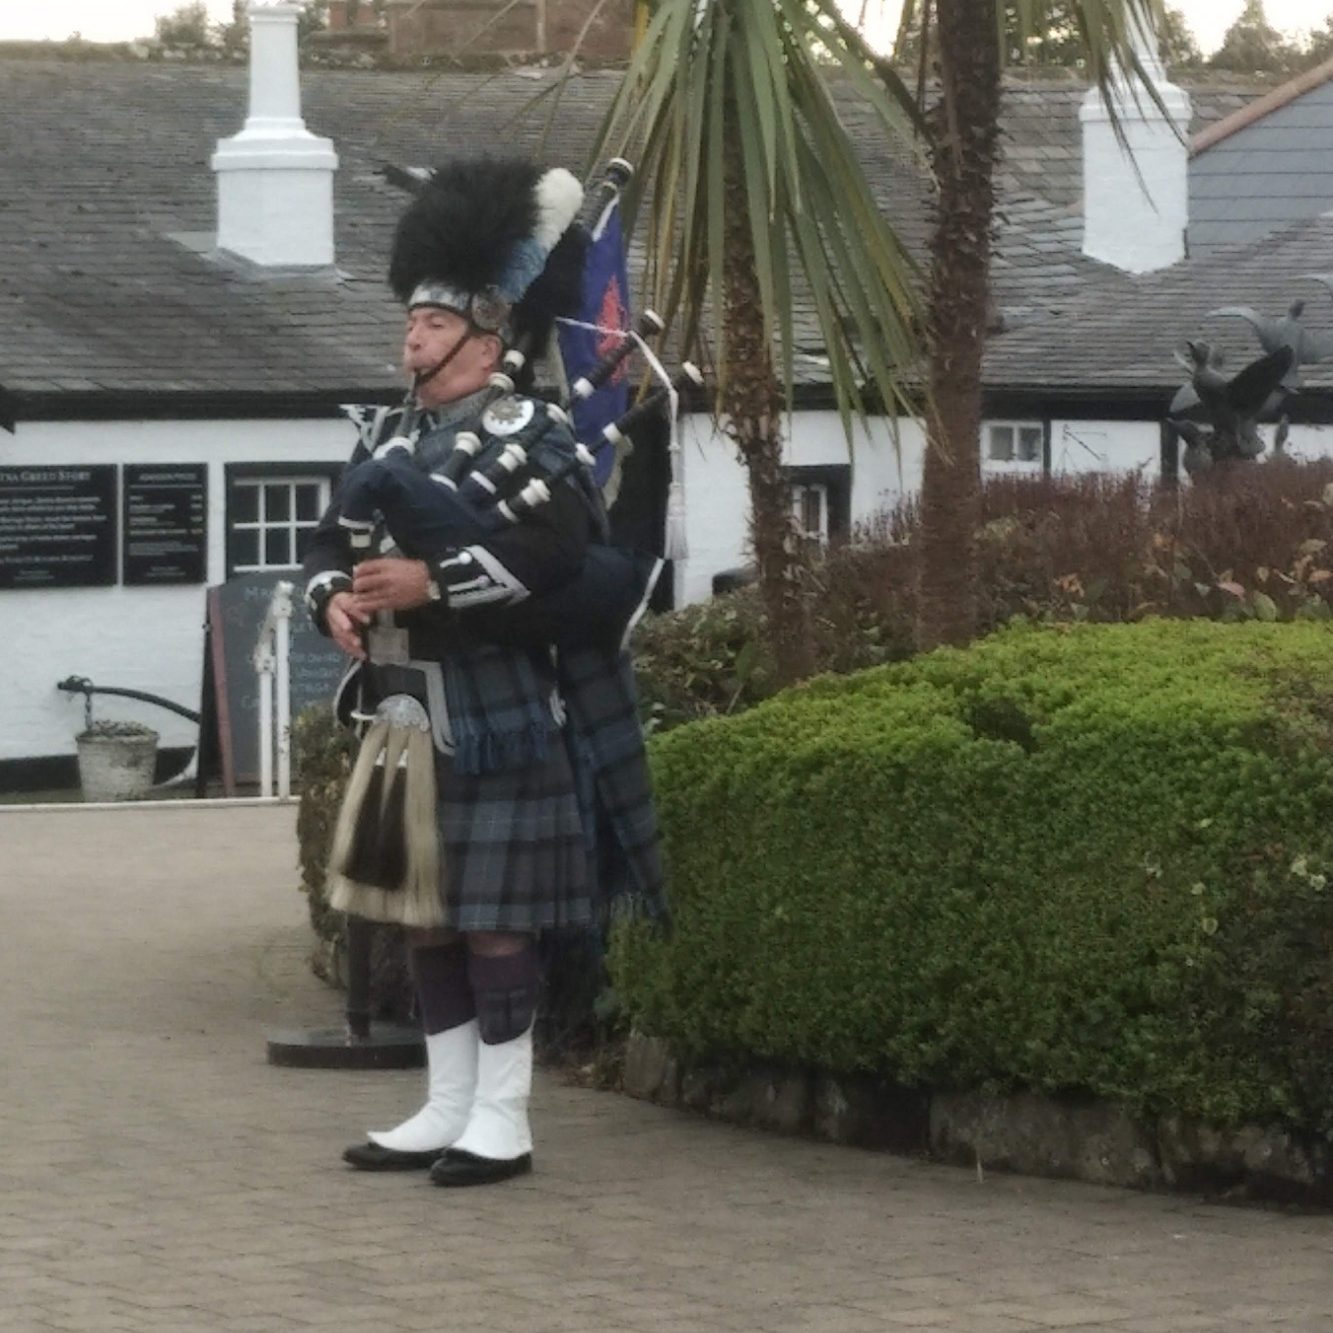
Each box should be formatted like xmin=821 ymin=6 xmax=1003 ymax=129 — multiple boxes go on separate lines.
xmin=1049 ymin=420 xmax=1161 ymax=477
xmin=1 ymin=418 xmax=350 ymax=762
xmin=675 ymin=411 xmax=927 ymax=605
xmin=7 ymin=410 xmax=1332 ymax=766
xmin=1271 ymin=423 xmax=1333 ymax=462
xmin=1046 ymin=419 xmax=1333 ymax=475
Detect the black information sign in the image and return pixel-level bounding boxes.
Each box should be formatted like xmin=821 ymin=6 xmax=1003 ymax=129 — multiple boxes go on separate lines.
xmin=0 ymin=465 xmax=117 ymax=589
xmin=205 ymin=571 xmax=349 ymax=792
xmin=123 ymin=464 xmax=207 ymax=585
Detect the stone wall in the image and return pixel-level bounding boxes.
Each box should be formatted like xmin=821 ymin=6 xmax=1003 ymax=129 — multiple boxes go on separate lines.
xmin=622 ymin=1032 xmax=1333 ymax=1207
xmin=543 ymin=0 xmax=633 ymax=59
xmin=327 ymin=1 xmax=383 ymax=30
xmin=385 ymin=0 xmax=632 ymax=58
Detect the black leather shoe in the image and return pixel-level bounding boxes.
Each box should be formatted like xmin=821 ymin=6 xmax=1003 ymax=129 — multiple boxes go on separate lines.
xmin=342 ymin=1141 xmax=447 ymax=1171
xmin=429 ymin=1148 xmax=533 ymax=1187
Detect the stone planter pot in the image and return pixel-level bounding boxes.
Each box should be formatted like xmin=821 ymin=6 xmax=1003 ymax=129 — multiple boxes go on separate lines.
xmin=76 ymin=728 xmax=159 ymax=802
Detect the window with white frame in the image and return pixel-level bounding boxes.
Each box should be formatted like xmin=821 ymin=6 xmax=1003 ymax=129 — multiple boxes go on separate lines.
xmin=784 ymin=465 xmax=850 ymax=550
xmin=986 ymin=421 xmax=1044 ymax=466
xmin=791 ymin=481 xmax=830 ymax=546
xmin=227 ymin=474 xmax=331 ymax=573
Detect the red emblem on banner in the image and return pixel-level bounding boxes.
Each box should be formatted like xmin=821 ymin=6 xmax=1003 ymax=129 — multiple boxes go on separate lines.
xmin=596 ymin=277 xmax=629 ymax=384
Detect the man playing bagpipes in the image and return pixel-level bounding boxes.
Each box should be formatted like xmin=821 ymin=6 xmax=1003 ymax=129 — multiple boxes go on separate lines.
xmin=302 ymin=157 xmax=665 ymax=1188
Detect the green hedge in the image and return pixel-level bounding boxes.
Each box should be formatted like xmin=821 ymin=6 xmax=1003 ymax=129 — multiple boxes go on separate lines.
xmin=614 ymin=620 xmax=1333 ymax=1135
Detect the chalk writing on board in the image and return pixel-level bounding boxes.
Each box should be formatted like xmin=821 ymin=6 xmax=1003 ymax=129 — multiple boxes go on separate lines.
xmin=205 ymin=571 xmax=348 ymax=791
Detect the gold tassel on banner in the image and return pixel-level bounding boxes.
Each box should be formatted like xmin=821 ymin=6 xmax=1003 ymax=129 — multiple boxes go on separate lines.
xmin=327 ymin=695 xmax=446 ymax=929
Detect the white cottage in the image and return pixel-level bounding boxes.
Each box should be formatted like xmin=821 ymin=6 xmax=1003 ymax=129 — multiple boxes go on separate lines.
xmin=2 ymin=14 xmax=1332 ymax=783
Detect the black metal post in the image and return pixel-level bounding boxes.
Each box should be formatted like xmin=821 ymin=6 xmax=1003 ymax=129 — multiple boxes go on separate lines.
xmin=1160 ymin=420 xmax=1180 ymax=491
xmin=344 ymin=914 xmax=374 ymax=1041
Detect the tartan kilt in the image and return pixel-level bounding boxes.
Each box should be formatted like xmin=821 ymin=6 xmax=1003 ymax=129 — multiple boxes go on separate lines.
xmin=434 ymin=736 xmax=592 ymax=933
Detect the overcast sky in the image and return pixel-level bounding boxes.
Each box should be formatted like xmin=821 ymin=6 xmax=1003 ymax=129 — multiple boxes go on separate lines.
xmin=845 ymin=0 xmax=1332 ymax=55
xmin=2 ymin=0 xmax=1331 ymax=55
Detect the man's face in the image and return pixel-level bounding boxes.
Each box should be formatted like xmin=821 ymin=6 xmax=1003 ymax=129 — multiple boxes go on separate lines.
xmin=402 ymin=306 xmax=501 ymax=408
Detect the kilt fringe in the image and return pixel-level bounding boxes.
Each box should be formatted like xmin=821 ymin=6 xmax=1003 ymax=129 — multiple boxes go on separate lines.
xmin=328 ymin=716 xmax=447 ymax=929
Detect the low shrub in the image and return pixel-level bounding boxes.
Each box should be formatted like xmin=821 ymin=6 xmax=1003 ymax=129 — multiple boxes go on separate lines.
xmin=614 ymin=620 xmax=1333 ymax=1136
xmin=633 ymin=463 xmax=1333 ymax=732
xmin=632 ymin=586 xmax=776 ymax=730
xmin=292 ymin=706 xmax=356 ymax=947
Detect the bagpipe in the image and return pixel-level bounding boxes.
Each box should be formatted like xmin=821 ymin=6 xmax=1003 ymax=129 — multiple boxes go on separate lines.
xmin=336 ymin=159 xmax=698 ymax=656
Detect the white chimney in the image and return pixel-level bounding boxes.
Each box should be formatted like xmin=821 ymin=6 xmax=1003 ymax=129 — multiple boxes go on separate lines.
xmin=1080 ymin=14 xmax=1192 ymax=274
xmin=211 ymin=3 xmax=338 ymax=268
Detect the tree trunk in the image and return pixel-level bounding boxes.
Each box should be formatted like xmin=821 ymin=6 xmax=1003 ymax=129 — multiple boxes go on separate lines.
xmin=915 ymin=0 xmax=1002 ymax=650
xmin=721 ymin=136 xmax=815 ymax=686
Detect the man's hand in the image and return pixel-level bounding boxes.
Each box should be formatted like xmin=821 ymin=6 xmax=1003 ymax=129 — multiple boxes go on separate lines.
xmin=326 ymin=590 xmax=369 ymax=660
xmin=353 ymin=558 xmax=433 ymax=614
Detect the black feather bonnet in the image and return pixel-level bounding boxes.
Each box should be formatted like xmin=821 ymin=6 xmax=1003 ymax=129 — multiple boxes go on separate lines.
xmin=388 ymin=156 xmax=588 ymax=354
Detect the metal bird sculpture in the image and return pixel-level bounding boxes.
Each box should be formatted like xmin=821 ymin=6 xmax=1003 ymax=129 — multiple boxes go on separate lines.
xmin=1273 ymin=414 xmax=1291 ymax=455
xmin=1166 ymin=340 xmax=1294 ymax=476
xmin=1168 ymin=341 xmax=1226 ymax=417
xmin=1300 ymin=273 xmax=1333 ymax=304
xmin=1171 ymin=418 xmax=1217 ymax=476
xmin=1205 ymin=298 xmax=1333 ymax=389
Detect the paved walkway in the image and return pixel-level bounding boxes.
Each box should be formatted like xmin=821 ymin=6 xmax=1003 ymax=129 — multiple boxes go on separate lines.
xmin=2 ymin=804 xmax=1331 ymax=1333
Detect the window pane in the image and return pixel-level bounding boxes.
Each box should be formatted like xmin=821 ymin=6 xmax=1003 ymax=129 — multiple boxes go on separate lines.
xmin=232 ymin=483 xmax=258 ymax=525
xmin=265 ymin=528 xmax=292 ymax=567
xmin=295 ymin=526 xmax=316 ymax=563
xmin=801 ymin=489 xmax=822 ymax=535
xmin=265 ymin=484 xmax=291 ymax=522
xmin=1018 ymin=427 xmax=1043 ymax=462
xmin=988 ymin=426 xmax=1014 ymax=461
xmin=295 ymin=484 xmax=322 ymax=521
xmin=230 ymin=529 xmax=258 ymax=570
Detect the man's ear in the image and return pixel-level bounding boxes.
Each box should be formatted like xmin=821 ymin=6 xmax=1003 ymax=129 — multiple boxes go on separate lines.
xmin=481 ymin=333 xmax=504 ymax=370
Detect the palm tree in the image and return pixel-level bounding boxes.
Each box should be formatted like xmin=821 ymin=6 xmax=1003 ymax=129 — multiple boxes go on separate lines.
xmin=594 ymin=0 xmax=922 ymax=683
xmin=903 ymin=0 xmax=1165 ymax=645
xmin=596 ymin=0 xmax=1166 ymax=665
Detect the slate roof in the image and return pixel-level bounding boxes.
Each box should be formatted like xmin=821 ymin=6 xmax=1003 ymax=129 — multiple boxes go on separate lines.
xmin=1190 ymin=62 xmax=1333 ymax=253
xmin=982 ymin=212 xmax=1333 ymax=395
xmin=0 ymin=58 xmax=1273 ymax=412
xmin=986 ymin=76 xmax=1264 ymax=331
xmin=0 ymin=60 xmax=618 ymax=408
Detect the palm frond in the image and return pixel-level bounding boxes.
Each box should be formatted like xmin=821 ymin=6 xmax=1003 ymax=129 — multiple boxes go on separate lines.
xmin=589 ymin=0 xmax=923 ymax=428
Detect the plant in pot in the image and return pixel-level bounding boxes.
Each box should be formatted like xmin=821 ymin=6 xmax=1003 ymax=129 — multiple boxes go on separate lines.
xmin=76 ymin=719 xmax=160 ymax=802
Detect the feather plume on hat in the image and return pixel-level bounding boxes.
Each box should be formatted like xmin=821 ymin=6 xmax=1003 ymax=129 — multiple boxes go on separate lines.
xmin=387 ymin=157 xmax=587 ymax=365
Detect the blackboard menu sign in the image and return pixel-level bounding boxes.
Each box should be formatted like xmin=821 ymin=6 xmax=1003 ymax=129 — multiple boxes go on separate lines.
xmin=0 ymin=465 xmax=117 ymax=589
xmin=205 ymin=570 xmax=350 ymax=793
xmin=123 ymin=464 xmax=207 ymax=585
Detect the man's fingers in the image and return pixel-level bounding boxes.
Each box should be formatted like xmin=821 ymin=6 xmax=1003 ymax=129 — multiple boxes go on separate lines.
xmin=354 ymin=558 xmax=394 ymax=585
xmin=326 ymin=598 xmax=369 ymax=658
xmin=352 ymin=572 xmax=387 ymax=597
xmin=352 ymin=560 xmax=427 ymax=612
xmin=331 ymin=590 xmax=371 ymax=624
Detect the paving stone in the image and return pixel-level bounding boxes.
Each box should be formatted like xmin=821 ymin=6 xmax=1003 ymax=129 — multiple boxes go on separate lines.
xmin=1 ymin=804 xmax=1332 ymax=1333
